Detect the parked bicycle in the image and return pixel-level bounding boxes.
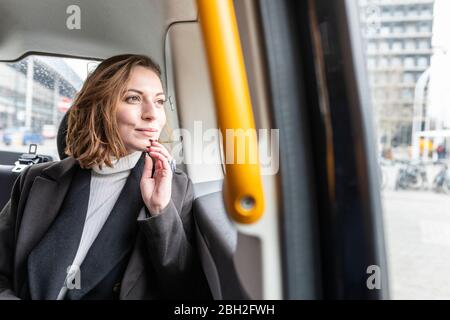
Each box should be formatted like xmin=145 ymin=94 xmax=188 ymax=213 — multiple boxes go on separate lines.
xmin=395 ymin=161 xmax=428 ymax=191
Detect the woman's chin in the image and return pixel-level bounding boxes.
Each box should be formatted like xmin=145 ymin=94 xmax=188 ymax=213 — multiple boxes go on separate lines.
xmin=136 ymin=138 xmax=156 ymax=147
xmin=126 ymin=136 xmax=159 ymax=151
xmin=126 ymin=143 xmax=148 ymax=153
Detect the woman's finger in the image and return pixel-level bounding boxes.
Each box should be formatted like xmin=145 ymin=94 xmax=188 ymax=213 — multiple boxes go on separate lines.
xmin=150 ymin=141 xmax=172 ymax=159
xmin=151 ymin=140 xmax=166 ymax=148
xmin=152 ymin=141 xmax=172 ymax=155
xmin=142 ymin=153 xmax=154 ymax=178
xmin=148 ymin=151 xmax=171 ymax=171
xmin=148 ymin=146 xmax=172 ymax=160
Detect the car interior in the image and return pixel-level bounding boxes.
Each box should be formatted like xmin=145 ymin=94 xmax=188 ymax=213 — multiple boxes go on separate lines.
xmin=0 ymin=0 xmax=391 ymax=300
xmin=0 ymin=0 xmax=281 ymax=300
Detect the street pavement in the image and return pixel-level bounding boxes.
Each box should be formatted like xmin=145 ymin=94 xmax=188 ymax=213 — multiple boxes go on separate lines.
xmin=383 ymin=183 xmax=450 ymax=299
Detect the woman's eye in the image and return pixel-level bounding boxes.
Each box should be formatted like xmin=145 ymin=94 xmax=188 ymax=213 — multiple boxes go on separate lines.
xmin=155 ymin=99 xmax=166 ymax=107
xmin=125 ymin=95 xmax=141 ymax=104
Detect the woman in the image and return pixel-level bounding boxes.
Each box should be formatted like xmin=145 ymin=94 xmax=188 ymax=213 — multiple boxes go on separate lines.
xmin=0 ymin=54 xmax=211 ymax=300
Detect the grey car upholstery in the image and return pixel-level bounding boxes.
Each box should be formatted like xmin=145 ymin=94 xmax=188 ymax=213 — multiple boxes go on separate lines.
xmin=0 ymin=151 xmax=25 ymax=166
xmin=0 ymin=165 xmax=18 ymax=210
xmin=193 ymin=191 xmax=250 ymax=299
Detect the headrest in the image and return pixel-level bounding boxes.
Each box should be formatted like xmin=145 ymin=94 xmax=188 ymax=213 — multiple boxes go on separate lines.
xmin=56 ymin=111 xmax=69 ymax=160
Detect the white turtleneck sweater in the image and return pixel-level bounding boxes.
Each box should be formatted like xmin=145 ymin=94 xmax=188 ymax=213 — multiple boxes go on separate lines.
xmin=57 ymin=151 xmax=144 ymax=300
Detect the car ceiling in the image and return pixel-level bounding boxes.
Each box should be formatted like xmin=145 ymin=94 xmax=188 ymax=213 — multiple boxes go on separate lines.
xmin=0 ymin=0 xmax=198 ymax=65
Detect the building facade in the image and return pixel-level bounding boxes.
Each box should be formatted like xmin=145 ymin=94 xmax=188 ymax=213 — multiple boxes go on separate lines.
xmin=359 ymin=0 xmax=435 ymax=148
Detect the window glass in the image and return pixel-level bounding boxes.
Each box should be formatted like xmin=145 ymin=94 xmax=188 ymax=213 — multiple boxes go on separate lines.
xmin=393 ymin=24 xmax=404 ymax=34
xmin=406 ymin=23 xmax=417 ymax=33
xmin=392 ymin=57 xmax=402 ymax=67
xmin=403 ymin=73 xmax=415 ymax=83
xmin=368 ymin=41 xmax=377 ymax=52
xmin=0 ymin=55 xmax=99 ymax=160
xmin=392 ymin=41 xmax=403 ymax=51
xmin=380 ymin=41 xmax=390 ymax=51
xmin=358 ymin=0 xmax=450 ymax=299
xmin=404 ymin=56 xmax=415 ymax=67
xmin=405 ymin=40 xmax=416 ymax=50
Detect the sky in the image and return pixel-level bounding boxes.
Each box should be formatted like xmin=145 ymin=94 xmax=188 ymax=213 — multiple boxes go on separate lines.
xmin=428 ymin=0 xmax=450 ymax=127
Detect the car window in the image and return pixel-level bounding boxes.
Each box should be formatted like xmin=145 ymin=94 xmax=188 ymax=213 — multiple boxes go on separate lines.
xmin=0 ymin=55 xmax=99 ymax=160
xmin=358 ymin=0 xmax=450 ymax=299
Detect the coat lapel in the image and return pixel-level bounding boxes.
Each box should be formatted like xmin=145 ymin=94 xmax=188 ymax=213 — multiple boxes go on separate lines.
xmin=66 ymin=153 xmax=146 ymax=300
xmin=14 ymin=157 xmax=78 ymax=295
xmin=27 ymin=166 xmax=91 ymax=300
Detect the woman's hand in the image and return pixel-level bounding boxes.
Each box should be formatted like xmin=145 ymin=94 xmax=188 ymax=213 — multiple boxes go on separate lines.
xmin=140 ymin=140 xmax=173 ymax=216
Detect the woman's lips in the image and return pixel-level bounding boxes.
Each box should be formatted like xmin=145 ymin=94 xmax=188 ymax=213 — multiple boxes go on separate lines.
xmin=136 ymin=128 xmax=158 ymax=136
xmin=136 ymin=128 xmax=158 ymax=132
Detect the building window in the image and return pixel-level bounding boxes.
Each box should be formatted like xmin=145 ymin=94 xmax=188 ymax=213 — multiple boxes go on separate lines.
xmin=402 ymin=88 xmax=413 ymax=99
xmin=421 ymin=6 xmax=433 ymax=17
xmin=368 ymin=42 xmax=377 ymax=52
xmin=392 ymin=57 xmax=402 ymax=67
xmin=404 ymin=57 xmax=415 ymax=68
xmin=407 ymin=5 xmax=419 ymax=17
xmin=380 ymin=26 xmax=390 ymax=35
xmin=406 ymin=23 xmax=417 ymax=34
xmin=380 ymin=41 xmax=390 ymax=51
xmin=419 ymin=23 xmax=432 ymax=33
xmin=392 ymin=41 xmax=403 ymax=51
xmin=417 ymin=56 xmax=429 ymax=67
xmin=405 ymin=40 xmax=416 ymax=50
xmin=379 ymin=57 xmax=389 ymax=67
xmin=393 ymin=24 xmax=404 ymax=34
xmin=394 ymin=7 xmax=404 ymax=17
xmin=418 ymin=40 xmax=430 ymax=50
xmin=403 ymin=73 xmax=415 ymax=83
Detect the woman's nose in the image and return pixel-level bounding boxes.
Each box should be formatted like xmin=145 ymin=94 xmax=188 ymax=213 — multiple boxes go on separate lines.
xmin=141 ymin=101 xmax=157 ymax=120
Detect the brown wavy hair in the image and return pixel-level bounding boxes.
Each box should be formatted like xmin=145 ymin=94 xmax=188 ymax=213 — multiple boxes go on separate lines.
xmin=65 ymin=54 xmax=162 ymax=169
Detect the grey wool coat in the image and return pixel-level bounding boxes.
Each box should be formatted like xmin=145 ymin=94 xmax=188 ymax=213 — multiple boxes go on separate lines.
xmin=0 ymin=154 xmax=211 ymax=300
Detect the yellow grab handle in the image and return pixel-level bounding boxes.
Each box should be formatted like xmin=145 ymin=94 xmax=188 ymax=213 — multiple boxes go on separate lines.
xmin=197 ymin=0 xmax=264 ymax=224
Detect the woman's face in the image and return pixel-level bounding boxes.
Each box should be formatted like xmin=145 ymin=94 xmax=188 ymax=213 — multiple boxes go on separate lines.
xmin=116 ymin=66 xmax=167 ymax=153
